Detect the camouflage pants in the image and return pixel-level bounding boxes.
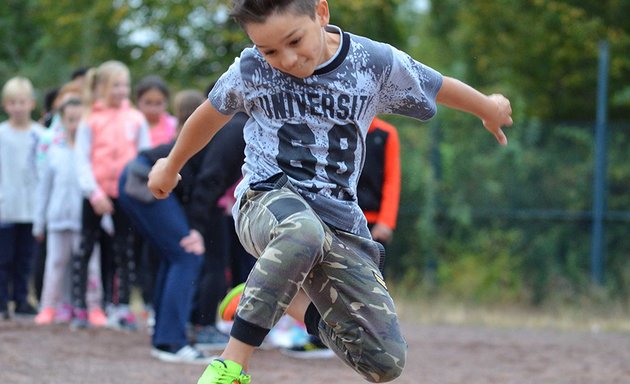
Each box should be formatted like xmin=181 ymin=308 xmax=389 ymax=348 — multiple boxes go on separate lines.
xmin=235 ymin=175 xmax=406 ymax=382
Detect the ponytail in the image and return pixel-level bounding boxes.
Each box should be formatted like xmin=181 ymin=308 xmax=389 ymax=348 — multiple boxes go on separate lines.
xmin=82 ymin=67 xmax=99 ymax=107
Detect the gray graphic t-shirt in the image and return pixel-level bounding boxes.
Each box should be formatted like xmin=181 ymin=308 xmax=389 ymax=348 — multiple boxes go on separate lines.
xmin=210 ymin=25 xmax=442 ymax=237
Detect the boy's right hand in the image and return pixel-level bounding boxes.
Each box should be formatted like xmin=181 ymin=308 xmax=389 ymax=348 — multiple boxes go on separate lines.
xmin=148 ymin=157 xmax=182 ymax=199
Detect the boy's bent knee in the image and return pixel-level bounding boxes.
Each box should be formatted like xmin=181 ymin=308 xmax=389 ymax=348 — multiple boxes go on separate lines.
xmin=364 ymin=363 xmax=405 ymax=382
xmin=360 ymin=343 xmax=406 ymax=383
xmin=325 ymin=323 xmax=406 ymax=383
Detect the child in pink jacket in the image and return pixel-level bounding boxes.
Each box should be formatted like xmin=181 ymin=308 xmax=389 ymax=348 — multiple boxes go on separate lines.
xmin=74 ymin=60 xmax=150 ymax=330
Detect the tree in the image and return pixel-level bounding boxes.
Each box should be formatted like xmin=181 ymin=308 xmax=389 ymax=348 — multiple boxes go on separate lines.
xmin=0 ymin=1 xmax=248 ymax=102
xmin=428 ymin=0 xmax=630 ymax=120
xmin=329 ymin=0 xmax=406 ymax=45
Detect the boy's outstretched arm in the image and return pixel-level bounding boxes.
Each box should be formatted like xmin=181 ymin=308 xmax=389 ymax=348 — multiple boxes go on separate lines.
xmin=148 ymin=100 xmax=233 ymax=199
xmin=436 ymin=76 xmax=513 ymax=145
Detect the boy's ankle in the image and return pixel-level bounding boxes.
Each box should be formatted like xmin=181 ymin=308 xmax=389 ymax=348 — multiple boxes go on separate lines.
xmin=220 ymin=355 xmax=249 ymax=372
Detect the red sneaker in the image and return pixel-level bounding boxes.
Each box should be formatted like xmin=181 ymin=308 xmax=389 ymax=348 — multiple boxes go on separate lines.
xmin=88 ymin=307 xmax=108 ymax=327
xmin=34 ymin=307 xmax=56 ymax=325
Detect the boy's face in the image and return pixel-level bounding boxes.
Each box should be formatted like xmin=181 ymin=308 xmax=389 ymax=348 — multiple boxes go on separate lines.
xmin=246 ymin=0 xmax=331 ymax=78
xmin=2 ymin=93 xmax=35 ymax=124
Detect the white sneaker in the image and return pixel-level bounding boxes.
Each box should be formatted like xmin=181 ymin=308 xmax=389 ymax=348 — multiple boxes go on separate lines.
xmin=266 ymin=315 xmax=310 ymax=348
xmin=151 ymin=345 xmax=216 ymax=364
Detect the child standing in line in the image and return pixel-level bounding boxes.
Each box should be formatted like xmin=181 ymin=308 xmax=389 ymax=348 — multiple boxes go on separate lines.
xmin=135 ymin=75 xmax=177 ymax=147
xmin=133 ymin=75 xmax=177 ymax=326
xmin=148 ymin=1 xmax=512 ymax=382
xmin=32 ymin=98 xmax=107 ymax=326
xmin=0 ymin=76 xmax=45 ymax=320
xmin=120 ymin=90 xmax=216 ymax=363
xmin=74 ymin=60 xmax=151 ymax=330
xmin=33 ymin=80 xmax=105 ymax=324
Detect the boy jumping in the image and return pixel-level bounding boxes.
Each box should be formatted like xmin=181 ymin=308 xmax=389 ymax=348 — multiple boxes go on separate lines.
xmin=148 ymin=0 xmax=512 ymax=382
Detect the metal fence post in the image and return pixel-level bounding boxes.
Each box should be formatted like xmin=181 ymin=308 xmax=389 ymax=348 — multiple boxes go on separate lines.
xmin=590 ymin=40 xmax=609 ymax=285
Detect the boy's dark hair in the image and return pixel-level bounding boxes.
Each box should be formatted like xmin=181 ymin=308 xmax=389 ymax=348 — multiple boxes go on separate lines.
xmin=230 ymin=0 xmax=318 ymax=28
xmin=135 ymin=75 xmax=170 ymax=102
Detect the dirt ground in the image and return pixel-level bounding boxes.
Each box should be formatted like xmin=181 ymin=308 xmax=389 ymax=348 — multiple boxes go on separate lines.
xmin=1 ymin=314 xmax=630 ymax=384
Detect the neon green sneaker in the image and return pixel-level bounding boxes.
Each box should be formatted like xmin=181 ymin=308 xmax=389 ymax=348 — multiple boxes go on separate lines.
xmin=218 ymin=283 xmax=245 ymax=322
xmin=197 ymin=359 xmax=251 ymax=384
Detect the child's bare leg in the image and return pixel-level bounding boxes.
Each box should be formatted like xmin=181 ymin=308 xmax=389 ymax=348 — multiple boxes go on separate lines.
xmin=218 ymin=289 xmax=308 ymax=371
xmin=220 ymin=338 xmax=256 ymax=370
xmin=285 ymin=289 xmax=310 ymax=323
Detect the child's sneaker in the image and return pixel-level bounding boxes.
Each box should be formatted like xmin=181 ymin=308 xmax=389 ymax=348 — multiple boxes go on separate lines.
xmin=218 ymin=283 xmax=245 ymax=321
xmin=197 ymin=359 xmax=251 ymax=384
xmin=88 ymin=307 xmax=108 ymax=327
xmin=70 ymin=309 xmax=88 ymax=330
xmin=281 ymin=335 xmax=335 ymax=359
xmin=107 ymin=305 xmax=138 ymax=331
xmin=34 ymin=307 xmax=56 ymax=325
xmin=266 ymin=315 xmax=310 ymax=349
xmin=151 ymin=345 xmax=216 ymax=365
xmin=142 ymin=305 xmax=155 ymax=334
xmin=117 ymin=308 xmax=138 ymax=331
xmin=105 ymin=304 xmax=119 ymax=328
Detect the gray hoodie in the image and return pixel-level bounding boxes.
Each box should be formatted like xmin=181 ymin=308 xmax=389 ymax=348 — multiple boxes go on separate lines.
xmin=32 ymin=143 xmax=82 ymax=236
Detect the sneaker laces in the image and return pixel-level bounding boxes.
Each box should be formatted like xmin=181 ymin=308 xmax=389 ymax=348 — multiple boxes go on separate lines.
xmin=203 ymin=359 xmax=251 ymax=384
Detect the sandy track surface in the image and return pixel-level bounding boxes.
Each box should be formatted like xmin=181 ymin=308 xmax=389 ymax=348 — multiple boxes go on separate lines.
xmin=2 ymin=316 xmax=630 ymax=384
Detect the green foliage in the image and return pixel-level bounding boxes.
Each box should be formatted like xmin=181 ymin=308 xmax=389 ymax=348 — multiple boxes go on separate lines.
xmin=0 ymin=0 xmax=249 ymax=108
xmin=428 ymin=0 xmax=630 ymax=120
xmin=388 ymin=112 xmax=630 ymax=305
xmin=329 ymin=0 xmax=406 ymax=45
xmin=436 ymin=228 xmax=524 ymax=303
xmin=115 ymin=0 xmax=249 ymax=91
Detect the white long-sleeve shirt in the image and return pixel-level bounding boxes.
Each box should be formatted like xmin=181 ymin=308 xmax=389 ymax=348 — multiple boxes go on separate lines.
xmin=0 ymin=121 xmax=44 ymax=223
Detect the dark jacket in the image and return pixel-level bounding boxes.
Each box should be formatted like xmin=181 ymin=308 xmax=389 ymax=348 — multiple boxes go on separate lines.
xmin=140 ymin=112 xmax=248 ymax=231
xmin=356 ymin=117 xmax=401 ymax=229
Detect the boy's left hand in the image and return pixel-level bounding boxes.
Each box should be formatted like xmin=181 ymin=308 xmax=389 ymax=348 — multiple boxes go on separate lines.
xmin=482 ymin=94 xmax=513 ymax=146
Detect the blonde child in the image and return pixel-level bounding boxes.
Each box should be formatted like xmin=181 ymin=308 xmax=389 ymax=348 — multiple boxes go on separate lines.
xmin=0 ymin=76 xmax=45 ymax=319
xmin=73 ymin=60 xmax=151 ymax=329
